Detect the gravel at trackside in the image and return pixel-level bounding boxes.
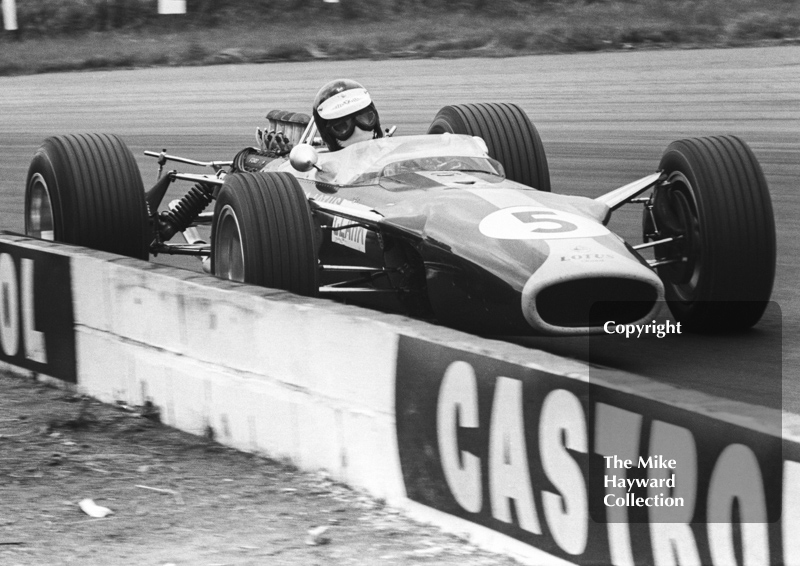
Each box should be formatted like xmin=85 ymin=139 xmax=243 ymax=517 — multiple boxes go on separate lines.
xmin=0 ymin=371 xmax=519 ymax=565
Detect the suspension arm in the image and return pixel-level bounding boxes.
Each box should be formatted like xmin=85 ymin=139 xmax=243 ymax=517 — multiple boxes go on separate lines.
xmin=144 ymin=150 xmax=232 ymax=172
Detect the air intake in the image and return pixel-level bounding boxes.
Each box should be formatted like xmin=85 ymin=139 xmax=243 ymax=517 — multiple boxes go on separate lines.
xmin=536 ymin=277 xmax=658 ymax=328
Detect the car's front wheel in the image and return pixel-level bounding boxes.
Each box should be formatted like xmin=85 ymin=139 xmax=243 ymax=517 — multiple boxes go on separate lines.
xmin=648 ymin=135 xmax=775 ymax=331
xmin=210 ymin=172 xmax=319 ymax=296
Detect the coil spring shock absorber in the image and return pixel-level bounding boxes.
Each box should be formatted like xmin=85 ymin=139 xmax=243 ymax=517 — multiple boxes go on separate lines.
xmin=158 ymin=183 xmax=214 ymax=241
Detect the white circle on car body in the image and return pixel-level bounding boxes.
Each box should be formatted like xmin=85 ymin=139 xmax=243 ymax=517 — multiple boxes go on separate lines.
xmin=479 ymin=206 xmax=611 ymax=240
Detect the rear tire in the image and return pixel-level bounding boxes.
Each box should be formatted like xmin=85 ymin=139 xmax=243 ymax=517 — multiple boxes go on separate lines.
xmin=651 ymin=135 xmax=775 ymax=331
xmin=211 ymin=172 xmax=319 ymax=296
xmin=25 ymin=133 xmax=150 ymax=259
xmin=427 ymin=103 xmax=551 ymax=191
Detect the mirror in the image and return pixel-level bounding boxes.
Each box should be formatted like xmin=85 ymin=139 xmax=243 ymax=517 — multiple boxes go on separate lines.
xmin=289 ymin=144 xmax=319 ymax=172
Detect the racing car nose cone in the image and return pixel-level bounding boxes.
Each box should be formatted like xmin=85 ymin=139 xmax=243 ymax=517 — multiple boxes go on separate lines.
xmin=521 ymin=238 xmax=664 ymax=335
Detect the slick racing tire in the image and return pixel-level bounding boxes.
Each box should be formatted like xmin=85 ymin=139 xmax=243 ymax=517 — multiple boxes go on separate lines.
xmin=649 ymin=135 xmax=776 ymax=332
xmin=427 ymin=103 xmax=551 ymax=192
xmin=211 ymin=172 xmax=319 ymax=296
xmin=25 ymin=133 xmax=150 ymax=259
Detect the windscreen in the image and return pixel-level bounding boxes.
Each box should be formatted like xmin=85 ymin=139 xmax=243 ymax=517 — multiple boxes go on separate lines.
xmin=380 ymin=155 xmax=503 ymax=179
xmin=312 ymin=133 xmax=504 ymax=185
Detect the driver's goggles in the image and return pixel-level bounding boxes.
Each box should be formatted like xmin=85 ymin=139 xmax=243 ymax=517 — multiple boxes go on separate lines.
xmin=327 ymin=107 xmax=378 ymax=141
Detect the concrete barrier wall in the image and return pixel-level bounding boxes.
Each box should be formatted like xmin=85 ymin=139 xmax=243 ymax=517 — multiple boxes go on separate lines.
xmin=72 ymin=246 xmax=408 ymax=500
xmin=0 ymin=233 xmax=797 ymax=565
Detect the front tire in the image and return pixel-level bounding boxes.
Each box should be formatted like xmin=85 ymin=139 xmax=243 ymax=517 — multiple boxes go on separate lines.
xmin=427 ymin=103 xmax=551 ymax=192
xmin=25 ymin=133 xmax=150 ymax=259
xmin=650 ymin=135 xmax=776 ymax=331
xmin=210 ymin=172 xmax=319 ymax=296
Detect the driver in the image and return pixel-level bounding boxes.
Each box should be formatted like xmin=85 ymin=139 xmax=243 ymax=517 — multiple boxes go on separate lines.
xmin=312 ymin=79 xmax=383 ymax=151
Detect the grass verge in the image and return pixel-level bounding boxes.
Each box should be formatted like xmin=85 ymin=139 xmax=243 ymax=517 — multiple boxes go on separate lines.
xmin=1 ymin=3 xmax=799 ymax=76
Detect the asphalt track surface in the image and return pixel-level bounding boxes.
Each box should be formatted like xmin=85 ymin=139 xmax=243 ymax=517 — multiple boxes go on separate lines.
xmin=1 ymin=46 xmax=798 ymax=414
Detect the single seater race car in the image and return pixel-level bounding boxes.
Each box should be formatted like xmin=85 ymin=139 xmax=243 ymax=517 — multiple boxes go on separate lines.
xmin=24 ymin=103 xmax=776 ymax=335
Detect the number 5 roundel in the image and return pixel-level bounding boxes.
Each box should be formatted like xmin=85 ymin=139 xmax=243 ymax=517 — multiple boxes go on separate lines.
xmin=478 ymin=206 xmax=610 ymax=240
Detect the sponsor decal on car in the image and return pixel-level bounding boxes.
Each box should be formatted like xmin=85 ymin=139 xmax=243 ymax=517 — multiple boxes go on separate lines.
xmin=311 ymin=193 xmax=371 ymax=253
xmin=395 ymin=336 xmax=787 ymax=565
xmin=331 ymin=216 xmax=367 ymax=253
xmin=0 ymin=243 xmax=76 ymax=383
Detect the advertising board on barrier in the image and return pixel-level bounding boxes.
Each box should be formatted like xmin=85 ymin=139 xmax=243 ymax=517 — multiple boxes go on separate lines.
xmin=0 ymin=242 xmax=76 ymax=383
xmin=395 ymin=336 xmax=790 ymax=565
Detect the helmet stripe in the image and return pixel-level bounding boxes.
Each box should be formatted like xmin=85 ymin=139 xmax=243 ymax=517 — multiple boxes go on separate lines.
xmin=317 ymin=88 xmax=371 ymax=119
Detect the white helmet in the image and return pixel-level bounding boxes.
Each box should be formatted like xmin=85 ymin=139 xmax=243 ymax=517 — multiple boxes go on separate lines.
xmin=312 ymin=79 xmax=383 ymax=151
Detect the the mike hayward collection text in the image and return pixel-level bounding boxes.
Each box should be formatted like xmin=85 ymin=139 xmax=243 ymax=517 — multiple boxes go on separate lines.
xmin=604 ymin=455 xmax=684 ymax=508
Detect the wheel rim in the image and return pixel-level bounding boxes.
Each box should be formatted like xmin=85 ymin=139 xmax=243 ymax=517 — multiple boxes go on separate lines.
xmin=659 ymin=171 xmax=702 ymax=302
xmin=215 ymin=205 xmax=245 ymax=282
xmin=27 ymin=173 xmax=55 ymax=241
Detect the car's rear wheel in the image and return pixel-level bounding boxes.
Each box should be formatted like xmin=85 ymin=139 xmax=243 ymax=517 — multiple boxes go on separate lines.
xmin=211 ymin=172 xmax=319 ymax=296
xmin=427 ymin=102 xmax=551 ymax=192
xmin=25 ymin=133 xmax=150 ymax=259
xmin=648 ymin=135 xmax=775 ymax=331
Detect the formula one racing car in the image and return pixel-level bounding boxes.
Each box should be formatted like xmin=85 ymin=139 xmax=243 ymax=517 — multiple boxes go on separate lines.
xmin=24 ymin=103 xmax=776 ymax=335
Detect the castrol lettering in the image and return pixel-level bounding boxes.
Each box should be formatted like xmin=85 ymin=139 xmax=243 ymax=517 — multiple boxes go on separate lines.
xmin=0 ymin=242 xmax=76 ymax=383
xmin=395 ymin=337 xmax=783 ymax=566
xmin=0 ymin=254 xmax=45 ymax=362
